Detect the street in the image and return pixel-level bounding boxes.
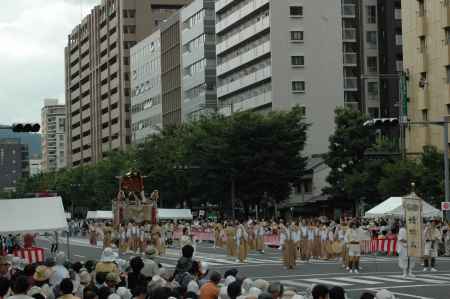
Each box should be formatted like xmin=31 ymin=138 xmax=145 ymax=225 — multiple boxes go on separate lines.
xmin=37 ymin=238 xmax=450 ymax=299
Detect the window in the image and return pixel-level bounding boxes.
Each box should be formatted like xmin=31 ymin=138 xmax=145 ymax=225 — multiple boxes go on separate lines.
xmin=290 ymin=31 xmax=304 ymax=42
xmin=419 ymin=36 xmax=426 ymax=52
xmin=291 ymin=56 xmax=305 ymax=67
xmin=366 ymin=31 xmax=377 ymax=48
xmin=446 ymin=66 xmax=450 ymax=84
xmin=422 ymin=109 xmax=428 ymax=121
xmin=367 ymin=5 xmax=376 ymax=24
xmin=129 ymin=10 xmax=136 ymax=18
xmin=418 ymin=0 xmax=425 ymax=17
xmin=446 ymin=28 xmax=450 ymax=45
xmin=367 ymin=82 xmax=379 ymax=99
xmin=367 ymin=56 xmax=378 ymax=73
xmin=292 ymin=81 xmax=305 ymax=93
xmin=290 ymin=6 xmax=303 ymax=17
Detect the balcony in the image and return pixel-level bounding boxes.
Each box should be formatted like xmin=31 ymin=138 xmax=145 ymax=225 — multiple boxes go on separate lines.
xmin=217 ymin=17 xmax=270 ymax=55
xmin=81 ymin=41 xmax=89 ymax=54
xmin=417 ymin=88 xmax=429 ymax=110
xmin=217 ymin=65 xmax=271 ymax=98
xmin=81 ymin=81 xmax=90 ymax=94
xmin=215 ymin=0 xmax=236 ymax=13
xmin=217 ymin=41 xmax=271 ymax=77
xmin=342 ymin=4 xmax=356 ymax=18
xmin=395 ymin=34 xmax=403 ymax=46
xmin=220 ymin=91 xmax=272 ymax=116
xmin=344 ymin=77 xmax=358 ymax=91
xmin=343 ymin=52 xmax=357 ymax=67
xmin=443 ymin=6 xmax=450 ymax=27
xmin=394 ymin=8 xmax=401 ymax=20
xmin=343 ymin=28 xmax=357 ymax=42
xmin=417 ymin=16 xmax=427 ymax=36
xmin=417 ymin=53 xmax=428 ymax=72
xmin=216 ymin=0 xmax=269 ymax=34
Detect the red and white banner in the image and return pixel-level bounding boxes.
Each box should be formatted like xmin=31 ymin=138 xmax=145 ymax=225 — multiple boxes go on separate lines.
xmin=13 ymin=247 xmax=45 ymax=264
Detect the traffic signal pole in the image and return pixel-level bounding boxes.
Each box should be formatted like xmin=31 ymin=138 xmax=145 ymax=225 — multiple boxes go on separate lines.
xmin=444 ymin=116 xmax=450 ymax=221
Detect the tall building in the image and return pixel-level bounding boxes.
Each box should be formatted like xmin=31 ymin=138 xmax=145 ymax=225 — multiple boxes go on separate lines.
xmin=161 ymin=12 xmax=184 ymax=127
xmin=65 ymin=0 xmax=190 ymax=167
xmin=29 ymin=159 xmax=42 ymax=177
xmin=0 ymin=130 xmax=41 ymax=159
xmin=0 ymin=139 xmax=29 ymax=191
xmin=402 ymin=0 xmax=450 ymax=153
xmin=180 ymin=0 xmax=217 ymax=121
xmin=215 ymin=0 xmax=344 ymax=155
xmin=342 ymin=0 xmax=403 ymax=118
xmin=130 ymin=30 xmax=162 ymax=143
xmin=41 ymin=99 xmax=66 ymax=172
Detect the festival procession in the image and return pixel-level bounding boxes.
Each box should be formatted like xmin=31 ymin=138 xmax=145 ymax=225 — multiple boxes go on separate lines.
xmin=1 ymin=170 xmax=450 ymax=299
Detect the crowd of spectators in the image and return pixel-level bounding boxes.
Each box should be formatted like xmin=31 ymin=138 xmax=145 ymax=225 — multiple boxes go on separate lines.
xmin=0 ymin=244 xmax=398 ymax=299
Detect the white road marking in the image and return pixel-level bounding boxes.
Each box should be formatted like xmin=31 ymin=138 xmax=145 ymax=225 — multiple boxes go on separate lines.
xmin=418 ymin=274 xmax=450 ymax=280
xmin=160 ymin=263 xmax=174 ymax=268
xmin=332 ymin=277 xmax=382 ymax=285
xmin=359 ymin=275 xmax=412 ymax=283
xmin=390 ymin=275 xmax=449 ymax=284
xmin=303 ymin=278 xmax=352 ymax=286
xmin=280 ymin=280 xmax=313 ymax=289
xmin=73 ymin=254 xmax=85 ymax=259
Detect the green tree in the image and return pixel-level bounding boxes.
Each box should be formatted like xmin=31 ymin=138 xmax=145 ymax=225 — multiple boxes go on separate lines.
xmin=378 ymin=159 xmax=421 ymax=197
xmin=324 ymin=108 xmax=377 ymax=208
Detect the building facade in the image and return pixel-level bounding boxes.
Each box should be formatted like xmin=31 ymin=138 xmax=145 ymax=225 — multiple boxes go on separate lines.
xmin=161 ymin=12 xmax=183 ymax=127
xmin=342 ymin=0 xmax=403 ymax=118
xmin=65 ymin=0 xmax=190 ymax=167
xmin=215 ymin=0 xmax=344 ymax=155
xmin=130 ymin=30 xmax=162 ymax=143
xmin=41 ymin=99 xmax=66 ymax=172
xmin=0 ymin=139 xmax=29 ymax=191
xmin=402 ymin=0 xmax=450 ymax=153
xmin=29 ymin=159 xmax=42 ymax=177
xmin=180 ymin=0 xmax=217 ymax=121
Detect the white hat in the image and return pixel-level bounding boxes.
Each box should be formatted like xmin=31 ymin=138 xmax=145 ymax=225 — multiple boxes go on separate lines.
xmin=101 ymin=247 xmax=118 ymax=262
xmin=199 ymin=261 xmax=209 ymax=275
xmin=116 ymin=287 xmax=132 ymax=299
xmin=376 ymin=289 xmax=396 ymax=299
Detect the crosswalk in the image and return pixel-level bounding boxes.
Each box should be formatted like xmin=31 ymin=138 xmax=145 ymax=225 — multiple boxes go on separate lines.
xmin=279 ymin=273 xmax=450 ymax=291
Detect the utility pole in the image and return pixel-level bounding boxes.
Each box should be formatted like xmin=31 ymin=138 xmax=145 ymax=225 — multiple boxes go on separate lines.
xmin=444 ymin=116 xmax=450 ymax=206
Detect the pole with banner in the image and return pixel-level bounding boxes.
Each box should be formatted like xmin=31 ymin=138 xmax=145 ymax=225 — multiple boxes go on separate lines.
xmin=402 ymin=191 xmax=423 ymax=258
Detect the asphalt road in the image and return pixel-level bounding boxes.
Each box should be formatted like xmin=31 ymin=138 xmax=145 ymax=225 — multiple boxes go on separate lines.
xmin=36 ymin=238 xmax=450 ymax=299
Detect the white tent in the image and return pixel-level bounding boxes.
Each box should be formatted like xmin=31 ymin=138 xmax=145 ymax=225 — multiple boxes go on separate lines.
xmin=86 ymin=210 xmax=113 ymax=220
xmin=0 ymin=197 xmax=68 ymax=233
xmin=158 ymin=209 xmax=193 ymax=220
xmin=365 ymin=196 xmax=441 ymax=218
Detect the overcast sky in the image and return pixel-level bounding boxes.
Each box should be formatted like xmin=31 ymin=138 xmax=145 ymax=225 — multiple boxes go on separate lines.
xmin=0 ymin=0 xmax=99 ymax=125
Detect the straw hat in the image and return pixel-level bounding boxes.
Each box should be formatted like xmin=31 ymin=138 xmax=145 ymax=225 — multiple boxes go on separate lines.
xmin=33 ymin=265 xmax=53 ymax=282
xmin=144 ymin=246 xmax=157 ymax=259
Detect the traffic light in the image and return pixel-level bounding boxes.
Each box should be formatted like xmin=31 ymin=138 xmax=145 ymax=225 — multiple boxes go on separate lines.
xmin=12 ymin=123 xmax=40 ymax=133
xmin=363 ymin=118 xmax=399 ymax=127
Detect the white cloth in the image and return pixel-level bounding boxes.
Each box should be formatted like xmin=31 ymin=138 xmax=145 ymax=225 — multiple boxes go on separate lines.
xmin=50 ymin=265 xmax=70 ymax=286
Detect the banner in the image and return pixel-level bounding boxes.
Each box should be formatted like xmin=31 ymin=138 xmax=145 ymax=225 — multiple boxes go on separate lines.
xmin=403 ymin=194 xmax=423 ymax=257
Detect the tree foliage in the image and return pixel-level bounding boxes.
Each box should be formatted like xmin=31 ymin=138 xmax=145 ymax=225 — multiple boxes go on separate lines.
xmin=17 ymin=107 xmax=309 ymax=214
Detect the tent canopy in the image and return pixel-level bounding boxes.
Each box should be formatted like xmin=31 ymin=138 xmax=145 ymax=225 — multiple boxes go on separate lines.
xmin=365 ymin=196 xmax=441 ymax=218
xmin=86 ymin=210 xmax=113 ymax=220
xmin=158 ymin=209 xmax=193 ymax=220
xmin=0 ymin=197 xmax=68 ymax=233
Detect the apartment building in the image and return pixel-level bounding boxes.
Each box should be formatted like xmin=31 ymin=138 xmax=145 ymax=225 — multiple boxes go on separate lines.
xmin=402 ymin=0 xmax=450 ymax=153
xmin=65 ymin=0 xmax=190 ymax=167
xmin=161 ymin=12 xmax=184 ymax=127
xmin=342 ymin=0 xmax=403 ymax=118
xmin=130 ymin=30 xmax=162 ymax=143
xmin=0 ymin=139 xmax=29 ymax=191
xmin=41 ymin=99 xmax=66 ymax=172
xmin=181 ymin=0 xmax=217 ymax=121
xmin=215 ymin=0 xmax=344 ymax=155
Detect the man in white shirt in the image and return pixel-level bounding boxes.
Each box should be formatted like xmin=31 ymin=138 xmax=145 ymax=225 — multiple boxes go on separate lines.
xmin=397 ymin=223 xmax=415 ymax=277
